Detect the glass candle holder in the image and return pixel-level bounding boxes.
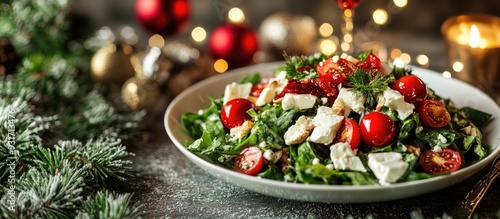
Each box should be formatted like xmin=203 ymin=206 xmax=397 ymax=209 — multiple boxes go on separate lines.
xmin=441 ymin=14 xmax=500 ymax=101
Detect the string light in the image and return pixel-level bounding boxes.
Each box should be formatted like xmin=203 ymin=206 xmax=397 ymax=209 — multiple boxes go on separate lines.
xmin=390 ymin=48 xmax=402 ymax=60
xmin=400 ymin=53 xmax=411 ymax=64
xmin=320 ymin=39 xmax=337 ymax=56
xmin=416 ymin=54 xmax=429 ymax=67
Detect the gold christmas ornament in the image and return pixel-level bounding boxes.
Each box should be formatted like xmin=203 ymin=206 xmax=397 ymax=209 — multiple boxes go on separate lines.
xmin=259 ymin=13 xmax=317 ymax=59
xmin=90 ymin=43 xmax=136 ymax=85
xmin=121 ymin=76 xmax=160 ymax=110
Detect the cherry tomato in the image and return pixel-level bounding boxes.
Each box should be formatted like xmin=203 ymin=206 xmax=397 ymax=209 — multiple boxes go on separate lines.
xmin=250 ymin=84 xmax=265 ymax=97
xmin=419 ymin=147 xmax=462 ymax=175
xmin=316 ymin=57 xmax=355 ymax=84
xmin=360 ymin=111 xmax=396 ymax=147
xmin=333 ymin=118 xmax=361 ymax=149
xmin=392 ymin=75 xmax=427 ymax=105
xmin=234 ymin=146 xmax=264 ymax=176
xmin=357 ymin=53 xmax=382 ymax=74
xmin=221 ymin=98 xmax=254 ymax=129
xmin=418 ymin=99 xmax=451 ymax=128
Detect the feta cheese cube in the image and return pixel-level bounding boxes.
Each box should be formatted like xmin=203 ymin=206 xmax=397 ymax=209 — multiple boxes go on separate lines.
xmin=223 ymin=82 xmax=252 ymax=104
xmin=368 ymin=152 xmax=409 ymax=185
xmin=281 ymin=93 xmax=318 ymax=110
xmin=332 ymin=157 xmax=367 ymax=172
xmin=272 ymin=70 xmax=288 ymax=94
xmin=383 ymin=87 xmax=415 ymax=120
xmin=329 ymin=142 xmax=367 ymax=172
xmin=308 ymin=106 xmax=344 ymax=145
xmin=284 ymin=115 xmax=314 ymax=146
xmin=337 ymin=88 xmax=366 ymax=114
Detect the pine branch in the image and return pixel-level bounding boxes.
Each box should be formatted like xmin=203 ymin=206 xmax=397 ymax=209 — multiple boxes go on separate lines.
xmin=76 ymin=190 xmax=143 ymax=219
xmin=347 ymin=69 xmax=395 ymax=110
xmin=1 ymin=164 xmax=85 ymax=219
xmin=284 ymin=53 xmax=327 ymax=80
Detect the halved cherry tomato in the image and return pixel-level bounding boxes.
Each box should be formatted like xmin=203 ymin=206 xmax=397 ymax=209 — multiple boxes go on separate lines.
xmin=333 ymin=118 xmax=361 ymax=149
xmin=221 ymin=98 xmax=254 ymax=129
xmin=392 ymin=75 xmax=427 ymax=105
xmin=234 ymin=146 xmax=264 ymax=176
xmin=316 ymin=57 xmax=355 ymax=84
xmin=357 ymin=53 xmax=382 ymax=74
xmin=419 ymin=147 xmax=462 ymax=175
xmin=418 ymin=99 xmax=451 ymax=128
xmin=360 ymin=111 xmax=396 ymax=147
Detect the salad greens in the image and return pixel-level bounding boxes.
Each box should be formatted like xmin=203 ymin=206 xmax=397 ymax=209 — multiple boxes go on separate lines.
xmin=180 ymin=52 xmax=492 ymax=185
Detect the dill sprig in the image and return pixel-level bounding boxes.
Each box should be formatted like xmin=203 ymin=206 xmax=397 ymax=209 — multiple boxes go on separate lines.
xmin=283 ymin=53 xmax=327 ymax=80
xmin=347 ymin=69 xmax=395 ymax=110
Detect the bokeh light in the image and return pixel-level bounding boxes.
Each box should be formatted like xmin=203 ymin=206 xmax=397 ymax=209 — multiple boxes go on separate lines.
xmin=452 ymin=61 xmax=464 ymax=72
xmin=400 ymin=53 xmax=411 ymax=64
xmin=214 ymin=59 xmax=229 ymax=73
xmin=390 ymin=48 xmax=402 ymax=60
xmin=191 ymin=26 xmax=207 ymax=42
xmin=393 ymin=0 xmax=408 ymax=8
xmin=372 ymin=9 xmax=388 ymax=25
xmin=320 ymin=39 xmax=337 ymax=56
xmin=416 ymin=54 xmax=429 ymax=66
xmin=319 ymin=23 xmax=334 ymax=38
xmin=228 ymin=7 xmax=245 ymax=24
xmin=148 ymin=34 xmax=164 ymax=48
xmin=442 ymin=71 xmax=452 ymax=78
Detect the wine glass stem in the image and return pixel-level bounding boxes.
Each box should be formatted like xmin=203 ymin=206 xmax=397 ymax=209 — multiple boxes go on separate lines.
xmin=340 ymin=9 xmax=354 ymax=54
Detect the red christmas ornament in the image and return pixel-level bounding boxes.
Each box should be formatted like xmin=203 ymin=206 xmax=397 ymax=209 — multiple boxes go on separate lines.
xmin=135 ymin=0 xmax=190 ymax=36
xmin=209 ymin=23 xmax=258 ymax=69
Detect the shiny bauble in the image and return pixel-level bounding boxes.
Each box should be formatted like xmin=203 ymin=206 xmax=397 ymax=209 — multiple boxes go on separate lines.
xmin=209 ymin=23 xmax=258 ymax=69
xmin=121 ymin=76 xmax=160 ymax=110
xmin=259 ymin=13 xmax=317 ymax=58
xmin=0 ymin=38 xmax=21 ymax=76
xmin=90 ymin=43 xmax=136 ymax=85
xmin=135 ymin=0 xmax=190 ymax=36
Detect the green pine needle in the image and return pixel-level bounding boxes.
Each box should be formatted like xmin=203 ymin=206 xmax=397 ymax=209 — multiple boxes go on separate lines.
xmin=284 ymin=53 xmax=327 ymax=80
xmin=76 ymin=190 xmax=143 ymax=219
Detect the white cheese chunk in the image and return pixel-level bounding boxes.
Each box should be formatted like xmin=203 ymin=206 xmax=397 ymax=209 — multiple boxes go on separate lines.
xmin=223 ymin=82 xmax=252 ymax=104
xmin=337 ymin=88 xmax=366 ymax=114
xmin=332 ymin=157 xmax=367 ymax=172
xmin=281 ymin=93 xmax=318 ymax=110
xmin=284 ymin=115 xmax=313 ymax=146
xmin=329 ymin=142 xmax=367 ymax=172
xmin=380 ymin=61 xmax=393 ymax=75
xmin=383 ymin=87 xmax=415 ymax=120
xmin=308 ymin=106 xmax=344 ymax=145
xmin=330 ymin=142 xmax=356 ymax=159
xmin=368 ymin=152 xmax=409 ymax=186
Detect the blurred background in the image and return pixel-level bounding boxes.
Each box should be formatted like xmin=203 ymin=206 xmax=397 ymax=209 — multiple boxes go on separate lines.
xmin=68 ymin=0 xmax=500 ymax=108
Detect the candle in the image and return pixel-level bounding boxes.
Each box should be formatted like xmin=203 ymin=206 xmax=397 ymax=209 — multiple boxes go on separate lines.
xmin=441 ymin=14 xmax=500 ymax=102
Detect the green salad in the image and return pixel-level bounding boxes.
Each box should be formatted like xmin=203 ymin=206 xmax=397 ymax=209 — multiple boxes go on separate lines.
xmin=181 ymin=51 xmax=492 ymax=186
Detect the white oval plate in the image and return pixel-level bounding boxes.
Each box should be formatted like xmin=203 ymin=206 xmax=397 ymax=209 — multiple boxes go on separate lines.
xmin=164 ymin=62 xmax=500 ymax=203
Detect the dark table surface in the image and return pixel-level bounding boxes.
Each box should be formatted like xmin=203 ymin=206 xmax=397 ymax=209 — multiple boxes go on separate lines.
xmin=123 ymin=34 xmax=500 ymax=219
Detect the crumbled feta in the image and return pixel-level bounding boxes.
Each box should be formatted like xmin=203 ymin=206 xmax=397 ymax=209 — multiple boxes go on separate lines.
xmin=308 ymin=106 xmax=344 ymax=145
xmin=416 ymin=126 xmax=423 ymax=133
xmin=263 ymin=149 xmax=276 ymax=162
xmin=383 ymin=87 xmax=415 ymax=120
xmin=331 ymin=55 xmax=340 ymax=63
xmin=329 ymin=142 xmax=367 ymax=172
xmin=433 ymin=146 xmax=442 ymax=153
xmin=346 ymin=55 xmax=360 ymax=64
xmin=281 ymin=93 xmax=318 ymax=110
xmin=337 ymin=88 xmax=366 ymax=115
xmin=223 ymin=82 xmax=252 ymax=104
xmin=461 ymin=126 xmax=477 ymax=136
xmin=284 ymin=115 xmax=314 ymax=146
xmin=437 ymin=133 xmax=447 ymax=144
xmin=312 ymin=157 xmax=320 ymax=165
xmin=332 ymin=157 xmax=367 ymax=172
xmin=367 ymin=152 xmax=409 ymax=186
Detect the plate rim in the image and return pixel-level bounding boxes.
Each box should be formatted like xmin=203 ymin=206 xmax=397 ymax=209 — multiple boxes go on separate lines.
xmin=165 ymin=62 xmax=500 ymax=203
